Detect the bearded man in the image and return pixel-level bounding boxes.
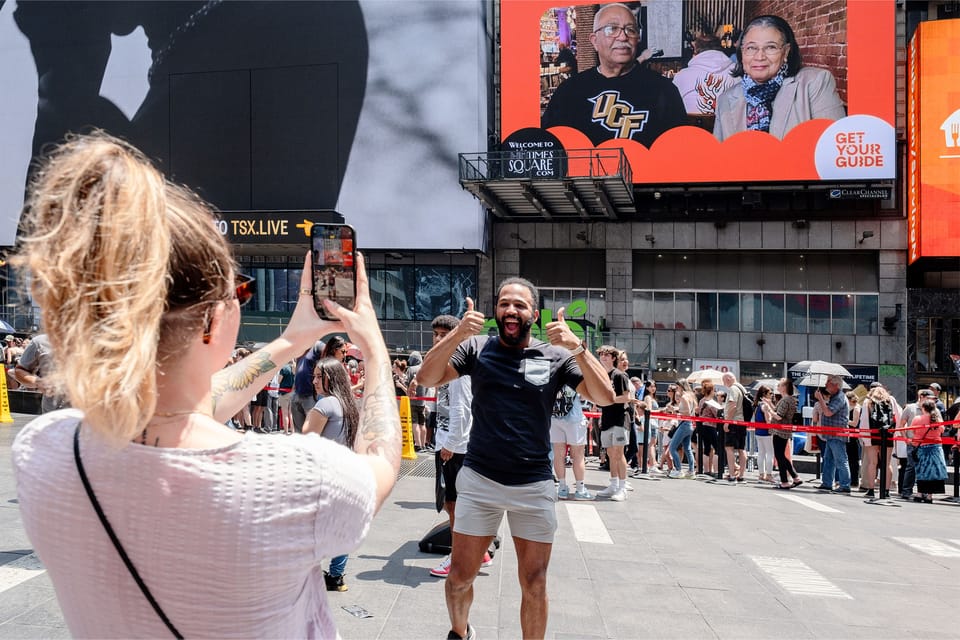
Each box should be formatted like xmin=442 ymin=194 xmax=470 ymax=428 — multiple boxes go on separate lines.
xmin=417 ymin=276 xmax=614 ymax=640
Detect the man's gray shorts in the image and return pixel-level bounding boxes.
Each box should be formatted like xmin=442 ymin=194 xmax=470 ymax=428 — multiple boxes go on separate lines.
xmin=453 ymin=466 xmax=557 ymax=543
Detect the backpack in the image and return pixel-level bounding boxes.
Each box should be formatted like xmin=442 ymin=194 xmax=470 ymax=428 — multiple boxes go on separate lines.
xmin=553 ymin=385 xmax=577 ymax=418
xmin=734 ymin=383 xmax=753 ymax=423
xmin=869 ymin=399 xmax=893 ymax=433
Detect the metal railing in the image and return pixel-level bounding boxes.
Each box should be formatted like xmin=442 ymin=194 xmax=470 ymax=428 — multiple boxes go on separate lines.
xmin=459 ymin=148 xmax=632 ymax=184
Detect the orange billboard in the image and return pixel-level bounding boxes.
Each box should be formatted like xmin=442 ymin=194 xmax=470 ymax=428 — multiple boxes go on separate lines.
xmin=501 ymin=0 xmax=895 ymax=184
xmin=908 ymin=19 xmax=960 ymax=264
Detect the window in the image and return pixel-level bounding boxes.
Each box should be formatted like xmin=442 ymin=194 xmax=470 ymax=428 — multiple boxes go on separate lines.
xmin=675 ymin=293 xmax=695 ymax=330
xmin=368 ymin=263 xmax=477 ymax=321
xmin=633 ymin=291 xmax=653 ymax=328
xmin=718 ymin=292 xmax=739 ymax=331
xmin=832 ymin=294 xmax=854 ymax=334
xmin=786 ymin=294 xmax=807 ymax=333
xmin=762 ymin=294 xmax=785 ymax=333
xmin=741 ymin=293 xmax=762 ymax=332
xmin=696 ymin=293 xmax=717 ymax=330
xmin=653 ymin=292 xmax=674 ymax=329
xmin=808 ymin=294 xmax=830 ymax=334
xmin=855 ymin=295 xmax=878 ymax=335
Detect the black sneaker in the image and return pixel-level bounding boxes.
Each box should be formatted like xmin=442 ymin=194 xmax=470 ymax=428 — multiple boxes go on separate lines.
xmin=864 ymin=489 xmax=875 ymax=498
xmin=324 ymin=571 xmax=348 ymax=592
xmin=833 ymin=487 xmax=852 ymax=494
xmin=446 ymin=624 xmax=476 ymax=640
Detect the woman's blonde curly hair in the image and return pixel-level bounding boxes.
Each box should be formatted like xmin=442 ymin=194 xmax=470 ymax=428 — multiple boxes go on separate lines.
xmin=11 ymin=132 xmax=236 ymax=443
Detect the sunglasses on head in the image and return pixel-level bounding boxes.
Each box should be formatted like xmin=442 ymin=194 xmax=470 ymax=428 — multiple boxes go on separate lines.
xmin=201 ymin=273 xmax=256 ymax=344
xmin=235 ymin=273 xmax=256 ymax=307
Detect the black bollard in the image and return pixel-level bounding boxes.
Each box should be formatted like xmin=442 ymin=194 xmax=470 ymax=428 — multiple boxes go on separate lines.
xmin=641 ymin=411 xmax=650 ymax=475
xmin=866 ymin=424 xmax=900 ymax=507
xmin=953 ymin=447 xmax=959 ymax=500
xmin=877 ymin=423 xmax=888 ymax=497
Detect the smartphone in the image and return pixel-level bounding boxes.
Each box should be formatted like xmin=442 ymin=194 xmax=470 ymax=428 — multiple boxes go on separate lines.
xmin=311 ymin=223 xmax=356 ymax=320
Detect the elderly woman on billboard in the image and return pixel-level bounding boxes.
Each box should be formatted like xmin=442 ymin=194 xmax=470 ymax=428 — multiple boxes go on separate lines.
xmin=713 ymin=15 xmax=846 ymax=141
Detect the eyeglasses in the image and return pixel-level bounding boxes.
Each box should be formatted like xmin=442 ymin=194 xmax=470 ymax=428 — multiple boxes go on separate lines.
xmin=235 ymin=273 xmax=256 ymax=307
xmin=594 ymin=24 xmax=640 ymax=39
xmin=742 ymin=43 xmax=785 ymax=57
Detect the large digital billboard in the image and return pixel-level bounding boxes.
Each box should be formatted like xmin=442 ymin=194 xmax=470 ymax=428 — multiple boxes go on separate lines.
xmin=0 ymin=1 xmax=486 ymax=250
xmin=501 ymin=0 xmax=894 ymax=184
xmin=907 ymin=19 xmax=960 ymax=264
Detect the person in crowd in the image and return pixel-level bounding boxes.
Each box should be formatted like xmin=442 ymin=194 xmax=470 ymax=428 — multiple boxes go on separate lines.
xmin=276 ymin=359 xmax=296 ymax=435
xmin=291 ymin=341 xmax=324 ymax=433
xmin=405 ymin=350 xmax=433 ymax=452
xmin=753 ymin=385 xmax=775 ymax=483
xmin=713 ymin=14 xmax=846 ymax=141
xmin=815 ymin=375 xmax=851 ymax=493
xmin=668 ymin=378 xmax=697 ymax=478
xmin=859 ymin=384 xmax=897 ymax=498
xmin=5 ymin=335 xmax=25 ymax=365
xmin=764 ymin=377 xmax=801 ymax=489
xmin=541 ymin=2 xmax=686 ymax=148
xmin=427 ymin=314 xmax=493 ymax=579
xmin=392 ymin=359 xmax=409 ymax=397
xmin=658 ymin=384 xmax=680 ymax=472
xmin=897 ymin=388 xmax=936 ymax=500
xmin=911 ymin=400 xmax=947 ymax=503
xmin=845 ymin=391 xmax=862 ymax=489
xmin=619 ymin=351 xmax=639 ymax=473
xmin=303 ymin=357 xmax=362 ymax=592
xmin=14 ymin=333 xmax=68 ymax=413
xmin=417 ymin=278 xmax=614 ymax=640
xmin=629 ymin=376 xmax=651 ymax=475
xmin=596 ymin=344 xmax=633 ymax=500
xmin=637 ymin=379 xmax=660 ymax=473
xmin=928 ymin=382 xmax=946 ymax=414
xmin=321 ymin=335 xmax=347 ymax=362
xmin=672 ymin=34 xmax=737 ymax=114
xmin=721 ymin=372 xmax=748 ymax=483
xmin=695 ymin=380 xmax=720 ymax=477
xmin=9 ymin=132 xmax=400 ymax=638
xmin=551 ymin=382 xmax=594 ymax=501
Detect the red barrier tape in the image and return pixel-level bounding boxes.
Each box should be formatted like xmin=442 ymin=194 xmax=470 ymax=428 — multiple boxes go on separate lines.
xmin=588 ymin=409 xmax=960 ymax=446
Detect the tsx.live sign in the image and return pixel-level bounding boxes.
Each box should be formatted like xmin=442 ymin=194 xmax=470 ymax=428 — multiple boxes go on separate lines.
xmin=217 ymin=210 xmax=344 ymax=244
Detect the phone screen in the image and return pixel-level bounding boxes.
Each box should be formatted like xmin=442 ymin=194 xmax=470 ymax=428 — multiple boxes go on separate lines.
xmin=311 ymin=224 xmax=356 ymax=319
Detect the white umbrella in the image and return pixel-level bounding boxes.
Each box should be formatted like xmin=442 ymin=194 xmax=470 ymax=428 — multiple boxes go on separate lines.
xmin=685 ymin=369 xmax=726 ymax=385
xmin=746 ymin=378 xmax=780 ymax=393
xmin=788 ymin=360 xmax=852 ymax=378
xmin=797 ymin=374 xmax=851 ymax=389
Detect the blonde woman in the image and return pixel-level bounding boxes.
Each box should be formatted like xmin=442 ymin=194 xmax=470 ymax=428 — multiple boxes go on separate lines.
xmin=10 ymin=133 xmax=400 ymax=638
xmin=668 ymin=378 xmax=697 ymax=478
xmin=859 ymin=385 xmax=897 ymax=498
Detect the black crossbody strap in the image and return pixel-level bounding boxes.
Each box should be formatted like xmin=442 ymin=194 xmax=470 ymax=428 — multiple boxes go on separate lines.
xmin=73 ymin=426 xmax=184 ymax=639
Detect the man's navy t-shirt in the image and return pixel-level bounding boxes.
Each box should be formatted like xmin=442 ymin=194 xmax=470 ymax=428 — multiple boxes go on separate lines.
xmin=450 ymin=335 xmax=583 ymax=485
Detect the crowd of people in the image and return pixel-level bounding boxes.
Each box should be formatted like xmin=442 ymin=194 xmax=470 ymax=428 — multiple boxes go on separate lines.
xmin=561 ymin=364 xmax=956 ymax=505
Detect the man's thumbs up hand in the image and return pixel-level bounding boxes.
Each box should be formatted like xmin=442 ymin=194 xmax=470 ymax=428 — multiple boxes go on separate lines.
xmin=460 ymin=296 xmax=485 ymax=337
xmin=545 ymin=306 xmax=580 ymax=350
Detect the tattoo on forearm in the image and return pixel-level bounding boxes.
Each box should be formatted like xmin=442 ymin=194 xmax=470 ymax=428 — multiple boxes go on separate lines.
xmin=357 ymin=361 xmax=401 ymax=471
xmin=211 ymin=351 xmax=276 ymax=412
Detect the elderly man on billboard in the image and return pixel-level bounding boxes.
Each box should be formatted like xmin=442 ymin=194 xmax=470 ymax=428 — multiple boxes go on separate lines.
xmin=541 ymin=3 xmax=686 ymax=148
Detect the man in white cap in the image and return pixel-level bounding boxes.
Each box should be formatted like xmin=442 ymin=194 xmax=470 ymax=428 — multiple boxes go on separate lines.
xmin=928 ymin=382 xmax=946 ymax=414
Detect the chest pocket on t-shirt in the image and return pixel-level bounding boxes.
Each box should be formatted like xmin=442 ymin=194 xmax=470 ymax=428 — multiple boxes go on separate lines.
xmin=522 ymin=357 xmax=551 ymax=387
